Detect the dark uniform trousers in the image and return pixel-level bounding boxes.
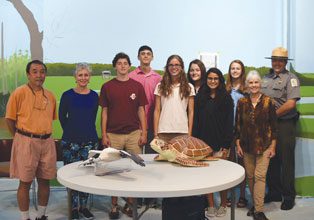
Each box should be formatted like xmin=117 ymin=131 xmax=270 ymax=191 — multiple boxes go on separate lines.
xmin=267 ymin=118 xmax=296 ymax=201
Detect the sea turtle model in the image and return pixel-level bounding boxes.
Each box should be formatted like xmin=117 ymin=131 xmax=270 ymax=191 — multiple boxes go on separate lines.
xmin=150 ymin=135 xmax=217 ymax=167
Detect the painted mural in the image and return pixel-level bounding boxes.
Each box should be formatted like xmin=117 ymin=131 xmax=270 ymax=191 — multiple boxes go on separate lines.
xmin=1 ymin=0 xmax=313 ymax=196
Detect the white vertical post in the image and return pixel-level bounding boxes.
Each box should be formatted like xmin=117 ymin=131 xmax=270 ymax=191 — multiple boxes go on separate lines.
xmin=1 ymin=22 xmax=5 ymax=94
xmin=283 ymin=0 xmax=295 ymax=70
xmin=282 ymin=0 xmax=288 ymax=49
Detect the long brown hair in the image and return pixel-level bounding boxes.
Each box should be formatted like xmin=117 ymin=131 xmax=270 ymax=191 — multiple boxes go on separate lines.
xmin=158 ymin=55 xmax=191 ymax=99
xmin=187 ymin=59 xmax=206 ymax=87
xmin=226 ymin=60 xmax=246 ymax=94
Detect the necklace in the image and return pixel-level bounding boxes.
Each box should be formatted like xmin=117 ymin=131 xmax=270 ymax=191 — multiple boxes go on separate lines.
xmin=250 ymin=93 xmax=262 ymax=107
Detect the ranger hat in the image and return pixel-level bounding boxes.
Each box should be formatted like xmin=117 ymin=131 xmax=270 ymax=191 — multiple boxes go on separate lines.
xmin=265 ymin=47 xmax=293 ymax=60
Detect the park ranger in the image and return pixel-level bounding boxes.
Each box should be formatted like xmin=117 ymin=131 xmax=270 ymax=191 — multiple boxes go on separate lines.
xmin=261 ymin=47 xmax=300 ymax=211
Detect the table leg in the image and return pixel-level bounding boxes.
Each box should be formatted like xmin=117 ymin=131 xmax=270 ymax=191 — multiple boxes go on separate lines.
xmin=132 ymin=198 xmax=138 ymax=220
xmin=67 ymin=188 xmax=72 ymax=220
xmin=231 ymin=187 xmax=235 ymax=220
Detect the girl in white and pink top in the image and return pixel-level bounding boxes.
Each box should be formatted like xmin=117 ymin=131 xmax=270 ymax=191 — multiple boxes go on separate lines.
xmin=154 ymin=55 xmax=195 ymax=142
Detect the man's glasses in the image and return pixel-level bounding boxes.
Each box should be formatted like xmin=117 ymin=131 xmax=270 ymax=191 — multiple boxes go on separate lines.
xmin=168 ymin=64 xmax=181 ymax=68
xmin=207 ymin=77 xmax=219 ymax=81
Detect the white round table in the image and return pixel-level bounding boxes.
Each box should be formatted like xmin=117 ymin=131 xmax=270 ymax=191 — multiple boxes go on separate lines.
xmin=57 ymin=154 xmax=245 ymax=219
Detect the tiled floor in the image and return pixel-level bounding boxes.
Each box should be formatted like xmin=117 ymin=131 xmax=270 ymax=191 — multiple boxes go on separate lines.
xmin=1 ymin=179 xmax=314 ymax=220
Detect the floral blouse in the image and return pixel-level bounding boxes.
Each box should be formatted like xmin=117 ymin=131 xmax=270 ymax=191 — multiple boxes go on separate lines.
xmin=235 ymin=94 xmax=277 ymax=155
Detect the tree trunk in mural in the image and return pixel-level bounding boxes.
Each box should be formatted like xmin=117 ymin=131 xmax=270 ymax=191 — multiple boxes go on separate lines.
xmin=8 ymin=0 xmax=43 ymax=61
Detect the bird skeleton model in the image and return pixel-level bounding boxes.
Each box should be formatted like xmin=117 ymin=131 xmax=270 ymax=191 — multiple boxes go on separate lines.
xmin=79 ymin=147 xmax=145 ymax=167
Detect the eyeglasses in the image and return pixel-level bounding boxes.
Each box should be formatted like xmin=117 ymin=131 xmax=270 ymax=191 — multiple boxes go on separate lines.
xmin=207 ymin=77 xmax=219 ymax=81
xmin=168 ymin=64 xmax=181 ymax=68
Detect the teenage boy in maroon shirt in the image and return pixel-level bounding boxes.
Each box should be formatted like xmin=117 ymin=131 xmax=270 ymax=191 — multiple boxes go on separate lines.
xmin=99 ymin=52 xmax=147 ymax=219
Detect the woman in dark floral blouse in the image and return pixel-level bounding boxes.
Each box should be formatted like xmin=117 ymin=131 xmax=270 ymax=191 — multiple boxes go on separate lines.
xmin=235 ymin=70 xmax=277 ymax=220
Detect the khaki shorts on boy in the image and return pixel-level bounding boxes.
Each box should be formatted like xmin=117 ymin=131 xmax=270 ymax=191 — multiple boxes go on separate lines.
xmin=107 ymin=130 xmax=142 ymax=154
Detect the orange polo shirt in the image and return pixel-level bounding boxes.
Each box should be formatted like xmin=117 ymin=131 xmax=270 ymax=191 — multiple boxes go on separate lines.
xmin=5 ymin=84 xmax=57 ymax=134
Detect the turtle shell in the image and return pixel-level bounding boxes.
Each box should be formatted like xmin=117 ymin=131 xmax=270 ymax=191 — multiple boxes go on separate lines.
xmin=169 ymin=135 xmax=213 ymax=159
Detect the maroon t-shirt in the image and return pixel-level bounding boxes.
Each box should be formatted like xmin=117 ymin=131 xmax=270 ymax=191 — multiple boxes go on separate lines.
xmin=99 ymin=78 xmax=148 ymax=134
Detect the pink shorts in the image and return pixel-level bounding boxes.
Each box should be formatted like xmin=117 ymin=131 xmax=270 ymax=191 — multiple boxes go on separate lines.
xmin=10 ymin=133 xmax=57 ymax=182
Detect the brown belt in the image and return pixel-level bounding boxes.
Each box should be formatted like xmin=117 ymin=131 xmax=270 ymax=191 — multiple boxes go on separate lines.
xmin=16 ymin=129 xmax=51 ymax=139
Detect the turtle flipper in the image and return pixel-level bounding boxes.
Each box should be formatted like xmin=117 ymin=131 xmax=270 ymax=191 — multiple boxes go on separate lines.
xmin=203 ymin=156 xmax=219 ymax=161
xmin=154 ymin=154 xmax=167 ymax=161
xmin=174 ymin=156 xmax=208 ymax=167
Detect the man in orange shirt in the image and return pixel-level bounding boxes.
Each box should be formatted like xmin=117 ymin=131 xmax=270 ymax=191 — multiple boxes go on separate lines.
xmin=5 ymin=60 xmax=57 ymax=220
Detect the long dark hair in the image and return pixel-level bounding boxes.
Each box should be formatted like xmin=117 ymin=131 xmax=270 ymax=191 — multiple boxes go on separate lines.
xmin=187 ymin=59 xmax=206 ymax=87
xmin=198 ymin=67 xmax=231 ymax=108
xmin=158 ymin=55 xmax=191 ymax=99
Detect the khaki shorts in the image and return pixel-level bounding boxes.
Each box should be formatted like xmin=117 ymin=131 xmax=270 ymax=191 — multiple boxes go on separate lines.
xmin=107 ymin=130 xmax=142 ymax=154
xmin=10 ymin=133 xmax=57 ymax=182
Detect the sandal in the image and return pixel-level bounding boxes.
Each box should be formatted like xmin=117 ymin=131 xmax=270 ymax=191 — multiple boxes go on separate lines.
xmin=122 ymin=203 xmax=133 ymax=217
xmin=237 ymin=197 xmax=248 ymax=208
xmin=226 ymin=197 xmax=232 ymax=207
xmin=109 ymin=205 xmax=120 ymax=219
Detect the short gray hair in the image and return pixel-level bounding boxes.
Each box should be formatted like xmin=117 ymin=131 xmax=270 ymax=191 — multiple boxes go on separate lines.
xmin=74 ymin=62 xmax=92 ymax=75
xmin=245 ymin=70 xmax=261 ymax=86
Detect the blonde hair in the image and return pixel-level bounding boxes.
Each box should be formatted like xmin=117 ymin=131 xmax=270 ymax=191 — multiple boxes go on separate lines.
xmin=75 ymin=62 xmax=92 ymax=75
xmin=245 ymin=70 xmax=261 ymax=86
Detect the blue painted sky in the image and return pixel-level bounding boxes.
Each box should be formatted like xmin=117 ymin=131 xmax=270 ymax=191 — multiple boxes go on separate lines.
xmin=1 ymin=0 xmax=313 ymax=73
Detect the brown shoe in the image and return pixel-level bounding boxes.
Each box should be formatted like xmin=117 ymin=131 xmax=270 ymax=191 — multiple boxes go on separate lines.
xmin=253 ymin=212 xmax=269 ymax=220
xmin=247 ymin=206 xmax=255 ymax=216
xmin=237 ymin=197 xmax=248 ymax=208
xmin=122 ymin=203 xmax=133 ymax=217
xmin=226 ymin=197 xmax=232 ymax=207
xmin=109 ymin=205 xmax=120 ymax=219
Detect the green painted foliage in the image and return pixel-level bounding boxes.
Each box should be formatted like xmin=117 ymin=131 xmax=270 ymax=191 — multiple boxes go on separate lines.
xmin=244 ymin=66 xmax=271 ymax=77
xmin=297 ymin=104 xmax=314 ymax=115
xmin=296 ymin=176 xmax=314 ymax=196
xmin=46 ymin=63 xmax=115 ymax=76
xmin=0 ymin=51 xmax=30 ymax=117
xmin=0 ymin=50 xmax=30 ymax=94
xmin=290 ymin=64 xmax=314 ymax=86
xmin=297 ymin=118 xmax=314 ymax=139
xmin=300 ymin=86 xmax=314 ymax=97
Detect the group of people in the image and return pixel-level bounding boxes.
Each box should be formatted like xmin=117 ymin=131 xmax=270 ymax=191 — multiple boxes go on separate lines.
xmin=5 ymin=46 xmax=300 ymax=220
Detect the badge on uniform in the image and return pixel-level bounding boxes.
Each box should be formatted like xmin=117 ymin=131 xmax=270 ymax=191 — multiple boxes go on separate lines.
xmin=291 ymin=78 xmax=298 ymax=87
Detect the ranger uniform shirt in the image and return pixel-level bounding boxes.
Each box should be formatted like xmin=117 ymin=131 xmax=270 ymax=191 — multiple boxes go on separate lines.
xmin=261 ymin=69 xmax=300 ymax=120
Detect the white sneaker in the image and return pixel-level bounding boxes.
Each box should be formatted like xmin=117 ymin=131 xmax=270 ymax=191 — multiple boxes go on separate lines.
xmin=205 ymin=207 xmax=216 ymax=218
xmin=216 ymin=206 xmax=227 ymax=217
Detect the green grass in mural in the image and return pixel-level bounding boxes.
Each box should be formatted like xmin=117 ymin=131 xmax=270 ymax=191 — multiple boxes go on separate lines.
xmin=44 ymin=75 xmax=110 ymax=101
xmin=302 ymin=74 xmax=314 ymax=79
xmin=296 ymin=176 xmax=314 ymax=196
xmin=50 ymin=178 xmax=63 ymax=187
xmin=300 ymin=86 xmax=314 ymax=97
xmin=297 ymin=118 xmax=314 ymax=139
xmin=297 ymin=103 xmax=314 ymax=115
